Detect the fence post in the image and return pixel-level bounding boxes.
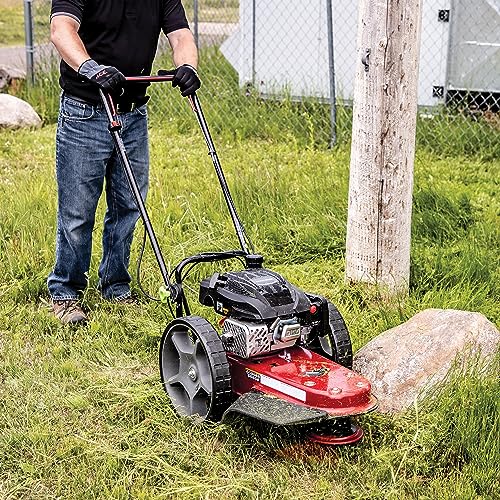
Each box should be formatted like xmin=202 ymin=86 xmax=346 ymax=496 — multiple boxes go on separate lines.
xmin=326 ymin=0 xmax=337 ymax=147
xmin=251 ymin=0 xmax=256 ymax=85
xmin=345 ymin=0 xmax=423 ymax=296
xmin=23 ymin=0 xmax=35 ymax=84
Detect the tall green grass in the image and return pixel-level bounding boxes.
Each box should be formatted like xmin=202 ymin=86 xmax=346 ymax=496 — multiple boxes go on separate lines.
xmin=3 ymin=34 xmax=500 ymax=499
xmin=1 ymin=121 xmax=499 ymax=498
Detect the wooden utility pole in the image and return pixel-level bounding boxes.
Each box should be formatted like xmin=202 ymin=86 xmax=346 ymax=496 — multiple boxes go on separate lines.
xmin=345 ymin=0 xmax=423 ymax=295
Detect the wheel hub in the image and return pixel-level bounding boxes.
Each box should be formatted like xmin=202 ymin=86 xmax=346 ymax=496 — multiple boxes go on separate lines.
xmin=160 ymin=316 xmax=232 ymax=421
xmin=188 ymin=366 xmax=198 ymax=382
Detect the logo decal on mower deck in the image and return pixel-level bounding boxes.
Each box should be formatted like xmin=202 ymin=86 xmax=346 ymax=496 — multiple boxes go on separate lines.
xmin=245 ymin=369 xmax=261 ymax=382
xmin=246 ymin=369 xmax=306 ymax=402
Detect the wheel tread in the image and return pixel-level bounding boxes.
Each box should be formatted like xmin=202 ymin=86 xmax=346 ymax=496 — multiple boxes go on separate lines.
xmin=160 ymin=315 xmax=232 ymax=421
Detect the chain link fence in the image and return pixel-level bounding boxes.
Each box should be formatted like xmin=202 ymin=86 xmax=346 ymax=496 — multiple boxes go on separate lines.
xmin=27 ymin=0 xmax=499 ymax=156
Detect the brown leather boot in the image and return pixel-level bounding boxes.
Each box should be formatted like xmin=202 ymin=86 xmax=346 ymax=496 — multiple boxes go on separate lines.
xmin=52 ymin=300 xmax=88 ymax=325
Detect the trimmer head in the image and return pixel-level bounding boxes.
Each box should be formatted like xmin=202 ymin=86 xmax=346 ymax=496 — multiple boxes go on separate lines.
xmin=307 ymin=419 xmax=364 ymax=445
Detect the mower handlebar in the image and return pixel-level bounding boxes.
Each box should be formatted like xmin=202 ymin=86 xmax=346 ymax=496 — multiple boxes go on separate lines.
xmin=100 ymin=76 xmax=254 ymax=257
xmin=125 ymin=73 xmax=175 ymax=83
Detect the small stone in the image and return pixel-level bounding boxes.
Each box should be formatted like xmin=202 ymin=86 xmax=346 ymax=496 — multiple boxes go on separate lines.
xmin=0 ymin=66 xmax=26 ymax=91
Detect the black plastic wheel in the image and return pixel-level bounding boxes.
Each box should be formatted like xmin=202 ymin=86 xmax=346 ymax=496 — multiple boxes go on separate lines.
xmin=159 ymin=316 xmax=232 ymax=421
xmin=309 ymin=302 xmax=353 ymax=369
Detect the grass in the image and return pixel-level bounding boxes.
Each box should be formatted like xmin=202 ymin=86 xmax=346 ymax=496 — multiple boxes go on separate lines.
xmin=0 ymin=115 xmax=499 ymax=498
xmin=184 ymin=0 xmax=239 ymax=23
xmin=0 ymin=0 xmax=49 ymax=47
xmin=0 ymin=0 xmax=24 ymax=46
xmin=2 ymin=7 xmax=500 ymax=497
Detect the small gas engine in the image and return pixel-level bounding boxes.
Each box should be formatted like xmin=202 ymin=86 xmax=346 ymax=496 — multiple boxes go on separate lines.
xmin=200 ymin=267 xmax=331 ymax=359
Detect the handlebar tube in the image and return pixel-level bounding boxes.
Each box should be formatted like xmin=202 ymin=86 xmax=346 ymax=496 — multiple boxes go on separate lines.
xmin=99 ymin=89 xmax=173 ymax=295
xmin=124 ymin=76 xmax=255 ymax=255
xmin=99 ymin=76 xmax=256 ymax=316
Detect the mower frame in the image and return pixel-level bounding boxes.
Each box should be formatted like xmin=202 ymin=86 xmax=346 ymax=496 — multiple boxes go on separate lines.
xmin=99 ymin=79 xmax=377 ymax=445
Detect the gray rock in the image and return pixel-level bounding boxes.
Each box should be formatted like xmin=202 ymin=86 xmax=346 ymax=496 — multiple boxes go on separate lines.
xmin=0 ymin=93 xmax=41 ymax=129
xmin=0 ymin=66 xmax=26 ymax=91
xmin=353 ymin=308 xmax=500 ymax=413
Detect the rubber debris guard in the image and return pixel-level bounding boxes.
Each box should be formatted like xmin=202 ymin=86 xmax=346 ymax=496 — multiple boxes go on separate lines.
xmin=223 ymin=390 xmax=330 ymax=425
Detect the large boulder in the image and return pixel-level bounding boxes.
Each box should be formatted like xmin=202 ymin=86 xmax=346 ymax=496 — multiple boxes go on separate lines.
xmin=353 ymin=309 xmax=500 ymax=413
xmin=0 ymin=93 xmax=41 ymax=129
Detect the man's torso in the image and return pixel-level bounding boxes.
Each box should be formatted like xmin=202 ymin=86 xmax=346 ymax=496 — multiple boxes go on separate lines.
xmin=51 ymin=0 xmax=189 ymax=103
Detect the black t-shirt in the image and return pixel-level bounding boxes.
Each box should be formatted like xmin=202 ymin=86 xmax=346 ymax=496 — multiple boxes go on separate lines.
xmin=51 ymin=0 xmax=189 ymax=103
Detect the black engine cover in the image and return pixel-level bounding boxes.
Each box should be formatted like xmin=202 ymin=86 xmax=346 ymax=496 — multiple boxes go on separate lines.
xmin=199 ymin=268 xmax=313 ymax=321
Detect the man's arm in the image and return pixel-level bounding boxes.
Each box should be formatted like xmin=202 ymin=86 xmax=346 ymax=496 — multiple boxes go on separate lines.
xmin=164 ymin=28 xmax=200 ymax=96
xmin=50 ymin=14 xmax=125 ymax=93
xmin=167 ymin=28 xmax=198 ymax=69
xmin=50 ymin=15 xmax=89 ymax=71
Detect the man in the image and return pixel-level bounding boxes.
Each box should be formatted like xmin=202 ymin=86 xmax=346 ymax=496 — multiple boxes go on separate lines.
xmin=47 ymin=0 xmax=200 ymax=324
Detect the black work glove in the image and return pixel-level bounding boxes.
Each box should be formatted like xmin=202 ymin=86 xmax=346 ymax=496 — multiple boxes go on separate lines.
xmin=78 ymin=59 xmax=126 ymax=94
xmin=159 ymin=64 xmax=200 ymax=97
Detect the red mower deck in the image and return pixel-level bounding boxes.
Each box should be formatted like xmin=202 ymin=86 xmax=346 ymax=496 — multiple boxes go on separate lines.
xmin=227 ymin=347 xmax=377 ymax=417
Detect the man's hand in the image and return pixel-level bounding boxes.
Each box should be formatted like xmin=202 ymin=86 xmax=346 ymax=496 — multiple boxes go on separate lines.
xmin=78 ymin=59 xmax=125 ymax=93
xmin=159 ymin=64 xmax=200 ymax=97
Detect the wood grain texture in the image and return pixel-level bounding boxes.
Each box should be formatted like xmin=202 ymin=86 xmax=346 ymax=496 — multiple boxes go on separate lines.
xmin=346 ymin=0 xmax=423 ymax=294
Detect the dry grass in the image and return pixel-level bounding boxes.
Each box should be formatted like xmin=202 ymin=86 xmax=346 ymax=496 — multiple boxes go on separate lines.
xmin=0 ymin=0 xmax=22 ymax=8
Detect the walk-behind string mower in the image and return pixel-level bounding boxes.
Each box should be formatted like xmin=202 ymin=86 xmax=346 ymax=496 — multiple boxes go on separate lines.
xmin=99 ymin=75 xmax=377 ymax=445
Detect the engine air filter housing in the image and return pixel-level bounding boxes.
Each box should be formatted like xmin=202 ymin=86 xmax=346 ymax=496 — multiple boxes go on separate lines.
xmin=199 ymin=268 xmax=312 ymax=322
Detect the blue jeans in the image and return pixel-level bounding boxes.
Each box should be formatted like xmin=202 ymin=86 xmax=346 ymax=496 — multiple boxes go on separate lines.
xmin=47 ymin=93 xmax=149 ymax=301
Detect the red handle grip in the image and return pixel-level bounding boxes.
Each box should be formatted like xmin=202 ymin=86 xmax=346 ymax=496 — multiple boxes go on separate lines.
xmin=125 ymin=73 xmax=175 ymax=83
